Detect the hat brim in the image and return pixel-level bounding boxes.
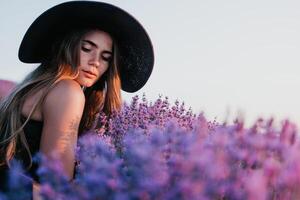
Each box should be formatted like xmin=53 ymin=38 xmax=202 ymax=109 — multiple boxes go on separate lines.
xmin=18 ymin=1 xmax=154 ymax=93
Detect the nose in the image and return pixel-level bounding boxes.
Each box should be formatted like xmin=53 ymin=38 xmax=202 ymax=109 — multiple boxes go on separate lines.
xmin=89 ymin=55 xmax=100 ymax=68
xmin=89 ymin=60 xmax=100 ymax=68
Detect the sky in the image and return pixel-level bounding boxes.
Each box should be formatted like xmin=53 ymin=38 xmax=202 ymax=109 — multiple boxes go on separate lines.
xmin=1 ymin=0 xmax=300 ymax=127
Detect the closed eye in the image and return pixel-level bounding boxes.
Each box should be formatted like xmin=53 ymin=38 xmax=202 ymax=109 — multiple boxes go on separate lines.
xmin=81 ymin=47 xmax=91 ymax=52
xmin=102 ymin=55 xmax=112 ymax=62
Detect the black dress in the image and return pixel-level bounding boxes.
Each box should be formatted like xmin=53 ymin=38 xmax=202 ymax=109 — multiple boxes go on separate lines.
xmin=0 ymin=116 xmax=43 ymax=193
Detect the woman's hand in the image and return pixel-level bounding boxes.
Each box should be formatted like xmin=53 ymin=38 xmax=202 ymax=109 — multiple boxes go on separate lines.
xmin=33 ymin=182 xmax=42 ymax=200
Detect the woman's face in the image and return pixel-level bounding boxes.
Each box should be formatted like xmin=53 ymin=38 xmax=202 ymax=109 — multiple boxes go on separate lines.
xmin=75 ymin=30 xmax=113 ymax=87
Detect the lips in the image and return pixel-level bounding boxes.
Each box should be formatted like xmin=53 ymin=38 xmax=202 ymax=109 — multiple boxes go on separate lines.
xmin=82 ymin=70 xmax=97 ymax=78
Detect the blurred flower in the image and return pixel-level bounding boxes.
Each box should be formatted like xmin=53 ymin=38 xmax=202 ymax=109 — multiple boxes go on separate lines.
xmin=0 ymin=79 xmax=16 ymax=101
xmin=3 ymin=95 xmax=300 ymax=199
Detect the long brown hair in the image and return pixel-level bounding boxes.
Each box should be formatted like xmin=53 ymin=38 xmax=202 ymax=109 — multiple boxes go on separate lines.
xmin=0 ymin=28 xmax=122 ymax=168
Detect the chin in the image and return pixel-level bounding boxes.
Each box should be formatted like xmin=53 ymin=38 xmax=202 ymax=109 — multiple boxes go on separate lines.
xmin=83 ymin=82 xmax=95 ymax=88
xmin=76 ymin=79 xmax=95 ymax=88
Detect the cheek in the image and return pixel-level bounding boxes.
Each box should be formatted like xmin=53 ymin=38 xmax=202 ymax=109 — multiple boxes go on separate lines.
xmin=79 ymin=50 xmax=92 ymax=64
xmin=79 ymin=55 xmax=88 ymax=65
xmin=98 ymin=65 xmax=110 ymax=76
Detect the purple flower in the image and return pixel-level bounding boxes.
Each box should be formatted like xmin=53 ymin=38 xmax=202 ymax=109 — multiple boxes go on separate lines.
xmin=3 ymin=95 xmax=300 ymax=199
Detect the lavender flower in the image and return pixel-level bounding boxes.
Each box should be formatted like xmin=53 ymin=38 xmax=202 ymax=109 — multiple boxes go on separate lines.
xmin=2 ymin=95 xmax=300 ymax=200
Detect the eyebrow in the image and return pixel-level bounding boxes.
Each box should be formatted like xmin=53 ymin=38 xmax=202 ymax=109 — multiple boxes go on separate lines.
xmin=82 ymin=40 xmax=113 ymax=55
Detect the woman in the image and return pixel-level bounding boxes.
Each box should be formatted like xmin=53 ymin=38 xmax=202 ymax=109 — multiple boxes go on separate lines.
xmin=0 ymin=0 xmax=154 ymax=196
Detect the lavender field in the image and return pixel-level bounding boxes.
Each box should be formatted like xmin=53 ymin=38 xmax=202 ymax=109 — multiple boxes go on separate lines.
xmin=1 ymin=81 xmax=300 ymax=200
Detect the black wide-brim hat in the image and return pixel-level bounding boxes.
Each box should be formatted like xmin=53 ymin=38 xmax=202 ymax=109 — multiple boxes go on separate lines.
xmin=18 ymin=1 xmax=154 ymax=93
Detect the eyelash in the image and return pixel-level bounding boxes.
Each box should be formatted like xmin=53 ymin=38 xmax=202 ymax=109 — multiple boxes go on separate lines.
xmin=102 ymin=55 xmax=112 ymax=62
xmin=81 ymin=47 xmax=91 ymax=52
xmin=82 ymin=47 xmax=112 ymax=62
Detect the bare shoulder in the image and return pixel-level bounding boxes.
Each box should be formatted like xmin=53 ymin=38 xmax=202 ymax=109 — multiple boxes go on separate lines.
xmin=51 ymin=79 xmax=84 ymax=97
xmin=46 ymin=79 xmax=85 ymax=103
xmin=42 ymin=79 xmax=85 ymax=116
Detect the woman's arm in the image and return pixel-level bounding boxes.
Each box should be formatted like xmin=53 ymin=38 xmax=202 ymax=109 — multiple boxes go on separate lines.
xmin=39 ymin=79 xmax=85 ymax=180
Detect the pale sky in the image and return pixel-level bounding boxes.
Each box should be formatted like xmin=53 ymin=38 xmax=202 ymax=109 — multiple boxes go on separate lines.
xmin=1 ymin=0 xmax=300 ymax=127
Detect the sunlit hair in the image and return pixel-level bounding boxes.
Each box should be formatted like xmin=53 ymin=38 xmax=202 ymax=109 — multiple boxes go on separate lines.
xmin=0 ymin=28 xmax=122 ymax=169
